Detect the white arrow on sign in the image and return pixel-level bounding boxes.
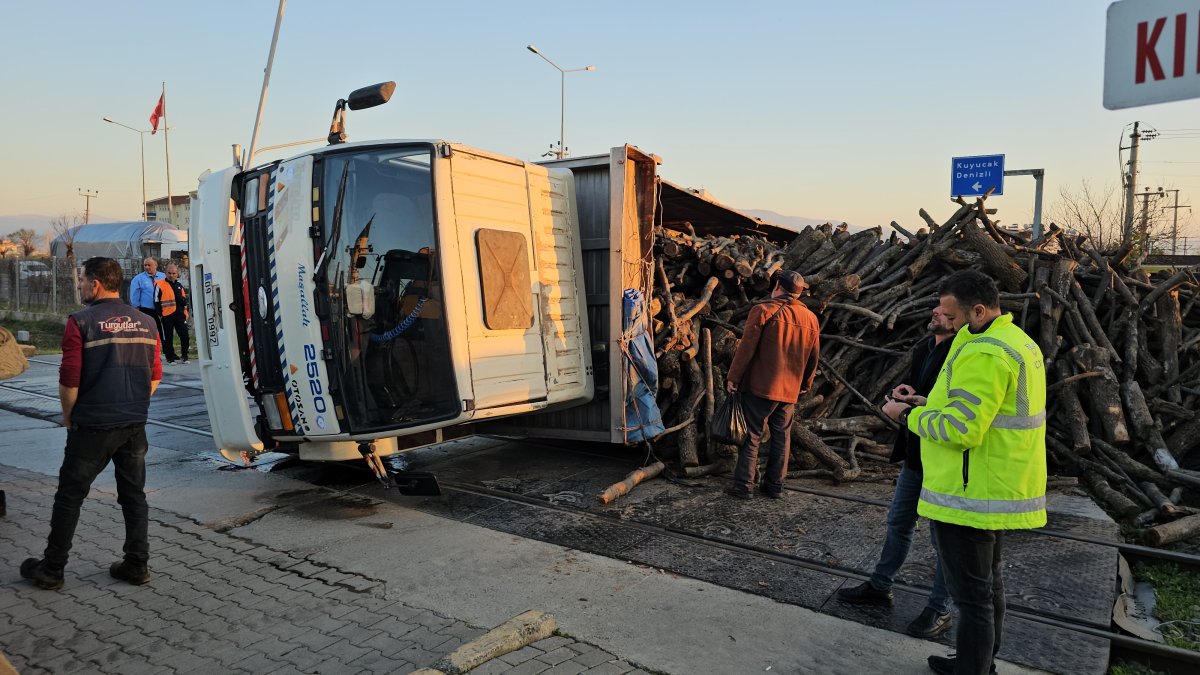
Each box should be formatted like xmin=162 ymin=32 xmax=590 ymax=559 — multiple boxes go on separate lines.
xmin=972 ymin=181 xmax=982 ymax=191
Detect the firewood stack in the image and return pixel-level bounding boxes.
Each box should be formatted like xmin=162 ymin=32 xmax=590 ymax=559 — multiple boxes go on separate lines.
xmin=650 ymin=199 xmax=1200 ymax=543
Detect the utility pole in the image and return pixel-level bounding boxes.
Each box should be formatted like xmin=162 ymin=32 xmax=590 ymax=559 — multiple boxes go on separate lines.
xmin=1122 ymin=122 xmax=1141 ymax=247
xmin=1160 ymin=189 xmax=1189 ymax=255
xmin=1135 ymin=188 xmax=1163 ymax=252
xmin=78 ymin=188 xmax=99 ymax=224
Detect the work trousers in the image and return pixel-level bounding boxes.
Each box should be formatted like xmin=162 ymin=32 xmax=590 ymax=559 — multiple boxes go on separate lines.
xmin=869 ymin=463 xmax=952 ymax=614
xmin=932 ymin=520 xmax=1005 ymax=675
xmin=138 ymin=307 xmax=164 ymax=351
xmin=43 ymin=425 xmax=149 ymax=570
xmin=731 ymin=392 xmax=795 ymax=495
xmin=162 ymin=312 xmax=189 ymax=362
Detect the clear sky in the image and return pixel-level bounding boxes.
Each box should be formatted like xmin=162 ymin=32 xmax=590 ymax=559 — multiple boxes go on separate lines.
xmin=2 ymin=1 xmax=1199 ymax=243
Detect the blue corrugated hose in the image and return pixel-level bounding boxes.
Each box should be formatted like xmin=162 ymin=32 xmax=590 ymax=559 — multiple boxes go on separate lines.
xmin=370 ymin=297 xmax=427 ymax=342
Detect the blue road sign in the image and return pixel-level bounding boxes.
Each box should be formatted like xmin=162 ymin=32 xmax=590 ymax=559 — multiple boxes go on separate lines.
xmin=951 ymin=154 xmax=1005 ymax=197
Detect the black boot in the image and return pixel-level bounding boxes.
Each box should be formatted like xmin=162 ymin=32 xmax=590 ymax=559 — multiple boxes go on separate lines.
xmin=723 ymin=486 xmax=752 ymax=500
xmin=836 ymin=580 xmax=893 ymax=606
xmin=907 ymin=607 xmax=952 ymax=638
xmin=110 ymin=561 xmax=151 ymax=585
xmin=20 ymin=558 xmax=64 ymax=590
xmin=927 ymin=655 xmax=997 ymax=675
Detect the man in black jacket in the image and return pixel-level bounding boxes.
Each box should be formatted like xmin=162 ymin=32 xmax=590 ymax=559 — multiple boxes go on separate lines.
xmin=161 ymin=264 xmax=191 ymax=364
xmin=836 ymin=305 xmax=961 ymax=638
xmin=20 ymin=257 xmax=161 ymax=590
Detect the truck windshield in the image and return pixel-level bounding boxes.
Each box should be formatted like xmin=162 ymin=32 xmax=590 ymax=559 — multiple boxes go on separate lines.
xmin=320 ymin=146 xmax=459 ymax=432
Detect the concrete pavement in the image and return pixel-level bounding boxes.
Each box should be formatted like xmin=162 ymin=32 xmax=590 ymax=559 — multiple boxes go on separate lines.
xmin=0 ymin=461 xmax=647 ymax=675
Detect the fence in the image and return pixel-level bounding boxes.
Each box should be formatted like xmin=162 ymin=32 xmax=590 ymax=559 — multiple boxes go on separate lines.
xmin=0 ymin=257 xmax=191 ymax=317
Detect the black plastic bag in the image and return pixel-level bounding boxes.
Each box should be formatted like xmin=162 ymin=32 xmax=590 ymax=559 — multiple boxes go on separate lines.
xmin=710 ymin=393 xmax=749 ymax=446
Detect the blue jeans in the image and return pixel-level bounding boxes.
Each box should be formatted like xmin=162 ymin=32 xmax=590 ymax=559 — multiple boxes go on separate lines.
xmin=731 ymin=393 xmax=794 ymax=495
xmin=868 ymin=463 xmax=951 ymax=614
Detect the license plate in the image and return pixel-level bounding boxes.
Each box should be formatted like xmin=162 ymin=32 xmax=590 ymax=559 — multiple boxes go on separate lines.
xmin=203 ymin=272 xmax=220 ymax=348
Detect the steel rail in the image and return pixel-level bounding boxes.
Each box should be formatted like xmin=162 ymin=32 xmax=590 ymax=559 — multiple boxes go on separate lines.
xmin=482 ymin=434 xmax=1200 ymax=575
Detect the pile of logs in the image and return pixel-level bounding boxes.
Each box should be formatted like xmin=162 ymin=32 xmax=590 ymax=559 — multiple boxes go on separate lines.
xmin=648 ymin=199 xmax=1200 ymax=545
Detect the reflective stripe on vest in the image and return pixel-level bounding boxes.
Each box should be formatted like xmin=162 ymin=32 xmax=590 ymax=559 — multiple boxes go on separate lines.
xmin=946 ymin=336 xmax=1033 ymax=416
xmin=921 ymin=487 xmax=1046 ymax=515
xmin=940 ymin=335 xmax=1045 ymax=434
xmin=84 ymin=337 xmax=159 ymax=349
xmin=992 ymin=410 xmax=1046 ymax=430
xmin=155 ymin=279 xmax=177 ymax=316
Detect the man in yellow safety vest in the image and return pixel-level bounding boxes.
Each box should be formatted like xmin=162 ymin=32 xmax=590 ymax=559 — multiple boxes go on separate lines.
xmin=882 ymin=269 xmax=1046 ymax=675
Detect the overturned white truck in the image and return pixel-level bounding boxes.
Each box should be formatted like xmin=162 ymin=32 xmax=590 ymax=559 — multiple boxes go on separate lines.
xmin=190 ymin=83 xmax=791 ymax=486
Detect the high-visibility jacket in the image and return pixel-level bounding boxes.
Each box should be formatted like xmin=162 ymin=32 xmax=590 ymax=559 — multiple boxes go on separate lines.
xmin=908 ymin=313 xmax=1047 ymax=530
xmin=168 ymin=279 xmax=190 ymax=321
xmin=154 ymin=278 xmax=177 ymax=317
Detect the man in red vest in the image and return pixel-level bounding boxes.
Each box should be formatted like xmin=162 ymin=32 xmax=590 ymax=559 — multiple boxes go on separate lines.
xmin=20 ymin=257 xmax=161 ymax=590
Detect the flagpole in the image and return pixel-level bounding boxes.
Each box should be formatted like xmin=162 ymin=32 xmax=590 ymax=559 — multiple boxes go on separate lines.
xmin=162 ymin=82 xmax=174 ymax=225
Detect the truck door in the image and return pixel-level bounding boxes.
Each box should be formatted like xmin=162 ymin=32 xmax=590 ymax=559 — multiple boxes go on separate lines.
xmin=447 ymin=150 xmax=550 ymax=410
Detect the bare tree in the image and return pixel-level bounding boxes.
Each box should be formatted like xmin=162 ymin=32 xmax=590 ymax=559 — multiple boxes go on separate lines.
xmin=1047 ymin=180 xmax=1179 ymax=255
xmin=0 ymin=239 xmax=14 ymax=259
xmin=1046 ymin=180 xmax=1125 ymax=253
xmin=8 ymin=229 xmax=37 ymax=257
xmin=50 ymin=215 xmax=83 ymax=267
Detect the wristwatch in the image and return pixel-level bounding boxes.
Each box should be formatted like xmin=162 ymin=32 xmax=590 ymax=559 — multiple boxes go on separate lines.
xmin=898 ymin=406 xmax=912 ymax=426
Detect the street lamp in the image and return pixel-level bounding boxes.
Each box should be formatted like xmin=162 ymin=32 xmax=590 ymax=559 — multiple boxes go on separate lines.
xmin=102 ymin=116 xmax=150 ymax=221
xmin=527 ymin=45 xmax=595 ymax=159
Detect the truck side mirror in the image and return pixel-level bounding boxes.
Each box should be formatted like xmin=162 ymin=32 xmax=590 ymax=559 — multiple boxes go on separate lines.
xmin=348 ymin=82 xmax=396 ymax=111
xmin=328 ymin=81 xmax=397 ymax=145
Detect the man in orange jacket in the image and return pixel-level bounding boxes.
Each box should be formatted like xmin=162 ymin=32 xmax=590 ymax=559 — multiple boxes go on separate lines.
xmin=724 ymin=270 xmax=821 ymax=499
xmin=156 ymin=264 xmax=190 ymax=364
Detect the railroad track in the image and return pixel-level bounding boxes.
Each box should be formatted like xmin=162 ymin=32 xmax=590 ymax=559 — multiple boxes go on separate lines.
xmin=3 ymin=377 xmax=1199 ymax=673
xmin=27 ymin=358 xmax=209 ymax=394
xmin=496 ymin=435 xmax=1200 ymax=578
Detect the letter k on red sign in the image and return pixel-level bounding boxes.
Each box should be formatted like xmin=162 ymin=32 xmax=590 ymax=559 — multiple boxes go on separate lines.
xmin=1106 ymin=0 xmax=1200 ymax=109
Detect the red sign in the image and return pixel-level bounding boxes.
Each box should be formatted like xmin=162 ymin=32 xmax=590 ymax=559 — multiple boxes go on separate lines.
xmin=1105 ymin=0 xmax=1200 ymax=109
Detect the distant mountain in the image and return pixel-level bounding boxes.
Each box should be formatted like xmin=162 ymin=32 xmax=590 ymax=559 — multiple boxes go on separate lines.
xmin=736 ymin=208 xmax=852 ymax=232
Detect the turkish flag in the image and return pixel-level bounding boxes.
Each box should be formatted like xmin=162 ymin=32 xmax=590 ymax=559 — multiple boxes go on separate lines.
xmin=149 ymin=94 xmax=165 ymax=134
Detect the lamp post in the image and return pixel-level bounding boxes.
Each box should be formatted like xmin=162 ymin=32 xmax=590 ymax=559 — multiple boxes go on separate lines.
xmin=102 ymin=116 xmax=149 ymax=221
xmin=527 ymin=45 xmax=594 ymax=159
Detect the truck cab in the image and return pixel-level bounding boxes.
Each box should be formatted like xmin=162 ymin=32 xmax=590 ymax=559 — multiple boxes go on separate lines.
xmin=191 ymin=140 xmax=657 ymax=462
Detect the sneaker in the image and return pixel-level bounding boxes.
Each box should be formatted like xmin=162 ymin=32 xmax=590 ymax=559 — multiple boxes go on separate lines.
xmin=109 ymin=561 xmax=150 ymax=585
xmin=723 ymin=486 xmax=752 ymax=500
xmin=20 ymin=558 xmax=64 ymax=590
xmin=836 ymin=580 xmax=894 ymax=606
xmin=907 ymin=607 xmax=953 ymax=638
xmin=180 ymin=359 xmax=189 ymax=364
xmin=165 ymin=359 xmax=178 ymax=365
xmin=927 ymin=655 xmax=997 ymax=675
xmin=759 ymin=488 xmax=784 ymax=500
